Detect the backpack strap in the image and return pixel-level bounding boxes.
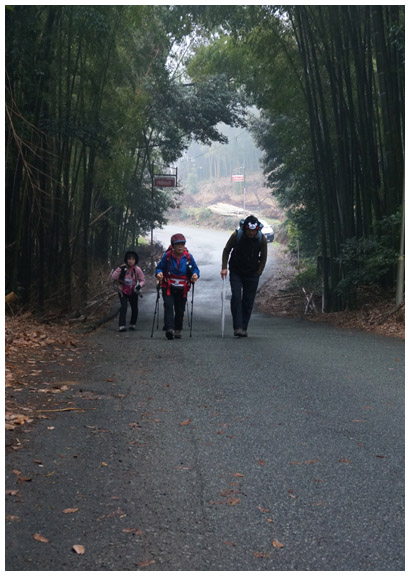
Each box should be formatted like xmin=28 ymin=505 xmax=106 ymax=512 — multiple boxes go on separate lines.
xmin=118 ymin=265 xmax=127 ymax=284
xmin=119 ymin=265 xmax=136 ymax=284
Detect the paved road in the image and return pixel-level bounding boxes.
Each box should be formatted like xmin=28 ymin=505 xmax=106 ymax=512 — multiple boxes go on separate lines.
xmin=5 ymin=227 xmax=405 ymax=570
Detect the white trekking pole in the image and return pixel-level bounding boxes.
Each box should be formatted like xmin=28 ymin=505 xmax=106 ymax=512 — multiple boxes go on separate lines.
xmin=221 ymin=276 xmax=226 ymax=338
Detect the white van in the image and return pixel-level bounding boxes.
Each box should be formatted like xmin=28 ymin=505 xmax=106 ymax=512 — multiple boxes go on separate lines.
xmin=258 ymin=219 xmax=274 ymax=242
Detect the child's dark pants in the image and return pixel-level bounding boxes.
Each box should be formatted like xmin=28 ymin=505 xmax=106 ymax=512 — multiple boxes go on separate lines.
xmin=118 ymin=292 xmax=139 ymax=327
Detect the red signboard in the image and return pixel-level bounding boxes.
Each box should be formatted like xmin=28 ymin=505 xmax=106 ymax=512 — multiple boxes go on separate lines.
xmin=153 ymin=175 xmax=176 ymax=187
xmin=232 ymin=174 xmax=244 ymax=182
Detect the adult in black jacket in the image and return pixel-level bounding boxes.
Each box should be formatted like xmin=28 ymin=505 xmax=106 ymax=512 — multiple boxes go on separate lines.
xmin=221 ymin=215 xmax=268 ymax=337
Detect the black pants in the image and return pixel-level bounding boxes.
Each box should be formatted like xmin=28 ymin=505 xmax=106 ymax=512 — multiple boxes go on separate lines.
xmin=229 ymin=271 xmax=260 ymax=330
xmin=162 ymin=286 xmax=186 ymax=331
xmin=118 ymin=292 xmax=139 ymax=327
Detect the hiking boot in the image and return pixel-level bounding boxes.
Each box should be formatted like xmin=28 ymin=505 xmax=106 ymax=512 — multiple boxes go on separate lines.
xmin=234 ymin=328 xmax=246 ymax=337
xmin=166 ymin=329 xmax=174 ymax=340
xmin=119 ymin=326 xmax=127 ymax=332
xmin=174 ymin=330 xmax=182 ymax=339
xmin=129 ymin=325 xmax=136 ymax=331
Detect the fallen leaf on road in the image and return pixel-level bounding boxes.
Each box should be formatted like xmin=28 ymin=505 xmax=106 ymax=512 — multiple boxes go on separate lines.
xmin=339 ymin=458 xmax=352 ymax=464
xmin=258 ymin=506 xmax=270 ymax=513
xmin=232 ymin=473 xmax=244 ymax=477
xmin=63 ymin=508 xmax=79 ymax=514
xmin=72 ymin=544 xmax=85 ymax=555
xmin=122 ymin=528 xmax=143 ymax=535
xmin=105 ymin=507 xmax=125 ymax=519
xmin=254 ymin=551 xmax=270 ymax=558
xmin=179 ymin=419 xmax=192 ymax=426
xmin=272 ymin=540 xmax=284 ymax=548
xmin=5 ymin=413 xmax=33 ymax=429
xmin=33 ymin=533 xmax=49 ymax=543
xmin=138 ymin=559 xmax=155 ymax=567
xmin=18 ymin=476 xmax=32 ymax=483
xmin=220 ymin=489 xmax=240 ymax=497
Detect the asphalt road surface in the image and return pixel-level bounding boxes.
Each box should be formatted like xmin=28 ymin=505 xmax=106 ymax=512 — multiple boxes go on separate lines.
xmin=5 ymin=226 xmax=405 ymax=571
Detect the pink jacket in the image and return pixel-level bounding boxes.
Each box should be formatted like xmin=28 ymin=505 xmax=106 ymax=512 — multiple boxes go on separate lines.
xmin=111 ymin=265 xmax=145 ymax=295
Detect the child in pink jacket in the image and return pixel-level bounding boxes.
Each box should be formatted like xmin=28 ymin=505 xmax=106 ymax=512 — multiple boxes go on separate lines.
xmin=111 ymin=250 xmax=145 ymax=332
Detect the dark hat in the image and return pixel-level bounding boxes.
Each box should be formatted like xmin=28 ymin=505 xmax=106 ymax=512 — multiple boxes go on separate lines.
xmin=124 ymin=250 xmax=139 ymax=264
xmin=171 ymin=233 xmax=186 ymax=245
xmin=243 ymin=215 xmax=260 ymax=231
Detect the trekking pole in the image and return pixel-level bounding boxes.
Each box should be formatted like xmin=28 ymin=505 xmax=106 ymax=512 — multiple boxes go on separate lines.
xmin=186 ymin=297 xmax=190 ymax=328
xmin=151 ymin=284 xmax=161 ymax=338
xmin=189 ymin=283 xmax=195 ymax=337
xmin=221 ymin=276 xmax=226 ymax=338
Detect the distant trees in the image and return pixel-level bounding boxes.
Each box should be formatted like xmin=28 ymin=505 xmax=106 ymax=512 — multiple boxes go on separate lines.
xmin=185 ymin=5 xmax=405 ymax=311
xmin=5 ymin=6 xmax=246 ymax=309
xmin=177 ymin=126 xmax=262 ymax=185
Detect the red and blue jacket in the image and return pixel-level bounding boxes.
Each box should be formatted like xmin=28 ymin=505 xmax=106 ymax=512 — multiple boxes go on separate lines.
xmin=156 ymin=247 xmax=200 ymax=296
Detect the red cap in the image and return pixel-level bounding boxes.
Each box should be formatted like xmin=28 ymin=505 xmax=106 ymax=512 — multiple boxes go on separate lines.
xmin=171 ymin=233 xmax=186 ymax=245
